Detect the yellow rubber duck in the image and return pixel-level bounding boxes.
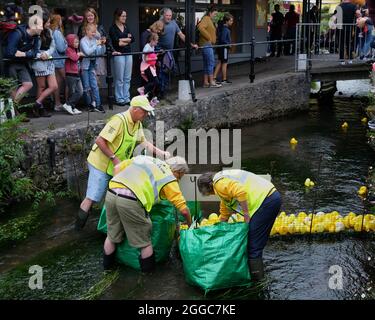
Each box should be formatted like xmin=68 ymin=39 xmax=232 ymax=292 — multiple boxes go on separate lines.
xmin=279 ymin=225 xmax=288 ymax=235
xmin=236 ymin=213 xmax=245 ymax=222
xmin=304 ymin=178 xmax=315 ymax=187
xmin=335 ymin=221 xmax=345 ymax=232
xmin=361 ymin=117 xmax=368 ymax=124
xmin=290 ymin=137 xmax=298 ymax=145
xmin=209 ymin=213 xmax=219 ymax=221
xmin=358 ymin=186 xmax=367 ymax=196
xmin=341 ymin=122 xmax=349 ymax=129
xmin=179 ymin=224 xmax=188 ymax=230
xmin=199 ymin=218 xmax=209 ymax=227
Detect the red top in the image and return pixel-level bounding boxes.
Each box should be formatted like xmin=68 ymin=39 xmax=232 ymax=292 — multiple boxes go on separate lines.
xmin=65 ymin=34 xmax=80 ymax=74
xmin=285 ymin=11 xmax=300 ymax=29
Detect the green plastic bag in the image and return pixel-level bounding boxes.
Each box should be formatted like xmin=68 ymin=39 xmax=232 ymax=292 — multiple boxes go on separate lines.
xmin=97 ymin=200 xmax=202 ymax=270
xmin=179 ymin=222 xmax=251 ymax=292
xmin=97 ymin=201 xmax=202 ymax=234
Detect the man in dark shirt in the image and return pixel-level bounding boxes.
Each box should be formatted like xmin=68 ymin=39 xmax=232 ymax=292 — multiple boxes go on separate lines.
xmin=338 ymin=0 xmax=357 ymax=62
xmin=269 ymin=4 xmax=284 ymax=57
xmin=284 ymin=5 xmax=300 ymax=55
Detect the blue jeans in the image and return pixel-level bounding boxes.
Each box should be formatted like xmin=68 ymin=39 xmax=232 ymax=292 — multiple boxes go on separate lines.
xmin=81 ymin=60 xmax=101 ymax=106
xmin=361 ymin=25 xmax=373 ymax=58
xmin=159 ymin=68 xmax=170 ymax=95
xmin=247 ymin=191 xmax=282 ymax=259
xmin=202 ymin=44 xmax=215 ymax=76
xmin=113 ymin=55 xmax=133 ymax=103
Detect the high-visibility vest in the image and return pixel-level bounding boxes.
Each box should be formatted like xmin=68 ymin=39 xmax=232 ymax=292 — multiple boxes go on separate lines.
xmin=106 ymin=113 xmax=142 ymax=176
xmin=110 ymin=155 xmax=176 ymax=212
xmin=213 ymin=169 xmax=275 ymax=218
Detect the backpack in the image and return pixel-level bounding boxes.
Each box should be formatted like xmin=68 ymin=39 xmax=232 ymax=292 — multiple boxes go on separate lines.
xmin=161 ymin=51 xmax=175 ymax=73
xmin=0 ymin=21 xmax=18 ymax=48
xmin=0 ymin=22 xmax=23 ymax=55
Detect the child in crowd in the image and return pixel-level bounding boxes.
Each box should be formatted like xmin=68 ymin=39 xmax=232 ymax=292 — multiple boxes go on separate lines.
xmin=50 ymin=14 xmax=68 ymax=112
xmin=213 ymin=13 xmax=234 ymax=84
xmin=138 ymin=33 xmax=160 ymax=104
xmin=79 ymin=24 xmax=106 ymax=113
xmin=64 ymin=34 xmax=84 ymax=115
xmin=140 ymin=53 xmax=160 ymax=104
xmin=31 ymin=12 xmax=57 ymax=118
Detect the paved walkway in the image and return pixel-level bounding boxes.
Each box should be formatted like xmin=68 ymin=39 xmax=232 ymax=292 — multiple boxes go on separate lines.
xmin=19 ymin=54 xmax=371 ymax=133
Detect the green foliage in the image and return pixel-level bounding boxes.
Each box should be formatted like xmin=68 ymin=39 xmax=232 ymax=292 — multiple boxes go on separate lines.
xmin=0 ymin=211 xmax=42 ymax=248
xmin=0 ymin=77 xmax=54 ymax=214
xmin=0 ymin=78 xmax=18 ymax=99
xmin=80 ymin=270 xmax=120 ymax=300
xmin=0 ymin=116 xmax=30 ymax=211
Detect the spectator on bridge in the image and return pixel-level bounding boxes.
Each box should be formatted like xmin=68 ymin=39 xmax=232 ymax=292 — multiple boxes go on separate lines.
xmin=198 ymin=4 xmax=222 ymax=88
xmin=138 ymin=34 xmax=161 ymax=101
xmin=338 ymin=0 xmax=357 ymax=64
xmin=269 ymin=4 xmax=284 ymax=57
xmin=284 ymin=5 xmax=300 ymax=56
xmin=109 ymin=8 xmax=135 ymax=107
xmin=308 ymin=5 xmax=319 ymax=54
xmin=140 ymin=20 xmax=164 ymax=51
xmin=328 ymin=10 xmax=338 ymax=53
xmin=359 ymin=9 xmax=374 ymax=60
xmin=50 ymin=14 xmax=68 ymax=113
xmin=78 ymin=8 xmax=107 ymax=87
xmin=31 ymin=12 xmax=57 ymax=118
xmin=4 ymin=16 xmax=42 ymax=121
xmin=80 ymin=23 xmax=106 ymax=113
xmin=355 ymin=9 xmax=363 ymax=58
xmin=157 ymin=8 xmax=198 ymax=99
xmin=213 ymin=13 xmax=234 ymax=84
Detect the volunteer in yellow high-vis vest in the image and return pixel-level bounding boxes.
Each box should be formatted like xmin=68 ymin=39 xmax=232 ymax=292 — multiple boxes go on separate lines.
xmin=197 ymin=169 xmax=282 ymax=281
xmin=102 ymin=155 xmax=192 ymax=272
xmin=75 ymin=96 xmax=170 ymax=230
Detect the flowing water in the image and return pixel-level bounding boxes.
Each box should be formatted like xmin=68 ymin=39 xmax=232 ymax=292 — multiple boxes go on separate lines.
xmin=1 ymin=82 xmax=375 ymax=300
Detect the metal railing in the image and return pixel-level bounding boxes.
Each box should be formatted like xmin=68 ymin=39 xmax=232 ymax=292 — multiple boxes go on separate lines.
xmin=295 ymin=22 xmax=374 ymax=72
xmin=1 ymin=38 xmax=298 ymax=105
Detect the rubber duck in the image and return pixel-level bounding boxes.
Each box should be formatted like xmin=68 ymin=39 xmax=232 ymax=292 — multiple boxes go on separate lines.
xmin=304 ymin=178 xmax=315 ymax=187
xmin=358 ymin=186 xmax=367 ymax=196
xmin=208 ymin=213 xmax=219 ymax=221
xmin=361 ymin=117 xmax=368 ymax=124
xmin=342 ymin=122 xmax=349 ymax=129
xmin=290 ymin=137 xmax=298 ymax=145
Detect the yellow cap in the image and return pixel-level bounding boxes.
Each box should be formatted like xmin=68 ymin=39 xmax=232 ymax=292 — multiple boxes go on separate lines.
xmin=130 ymin=95 xmax=154 ymax=112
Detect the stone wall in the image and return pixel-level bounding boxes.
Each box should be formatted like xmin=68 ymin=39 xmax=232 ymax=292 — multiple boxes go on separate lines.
xmin=23 ymin=73 xmax=310 ymax=190
xmin=149 ymin=73 xmax=310 ymax=131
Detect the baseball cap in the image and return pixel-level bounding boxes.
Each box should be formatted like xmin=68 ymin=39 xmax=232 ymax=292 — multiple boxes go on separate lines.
xmin=130 ymin=95 xmax=155 ymax=112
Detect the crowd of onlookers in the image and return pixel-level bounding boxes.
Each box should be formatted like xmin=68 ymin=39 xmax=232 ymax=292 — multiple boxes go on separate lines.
xmin=268 ymin=1 xmax=375 ymax=64
xmin=0 ymin=2 xmax=236 ymax=122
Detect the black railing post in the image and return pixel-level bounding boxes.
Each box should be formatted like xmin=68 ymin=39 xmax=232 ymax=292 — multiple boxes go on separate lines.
xmin=249 ymin=36 xmax=255 ymax=83
xmin=185 ymin=0 xmax=197 ymax=102
xmin=105 ymin=44 xmax=114 ymax=110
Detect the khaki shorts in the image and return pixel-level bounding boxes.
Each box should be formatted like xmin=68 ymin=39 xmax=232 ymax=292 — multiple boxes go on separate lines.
xmin=105 ymin=190 xmax=152 ymax=248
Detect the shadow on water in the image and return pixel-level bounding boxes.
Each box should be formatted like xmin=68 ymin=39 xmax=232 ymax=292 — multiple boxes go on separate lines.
xmin=1 ymin=90 xmax=375 ymax=300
